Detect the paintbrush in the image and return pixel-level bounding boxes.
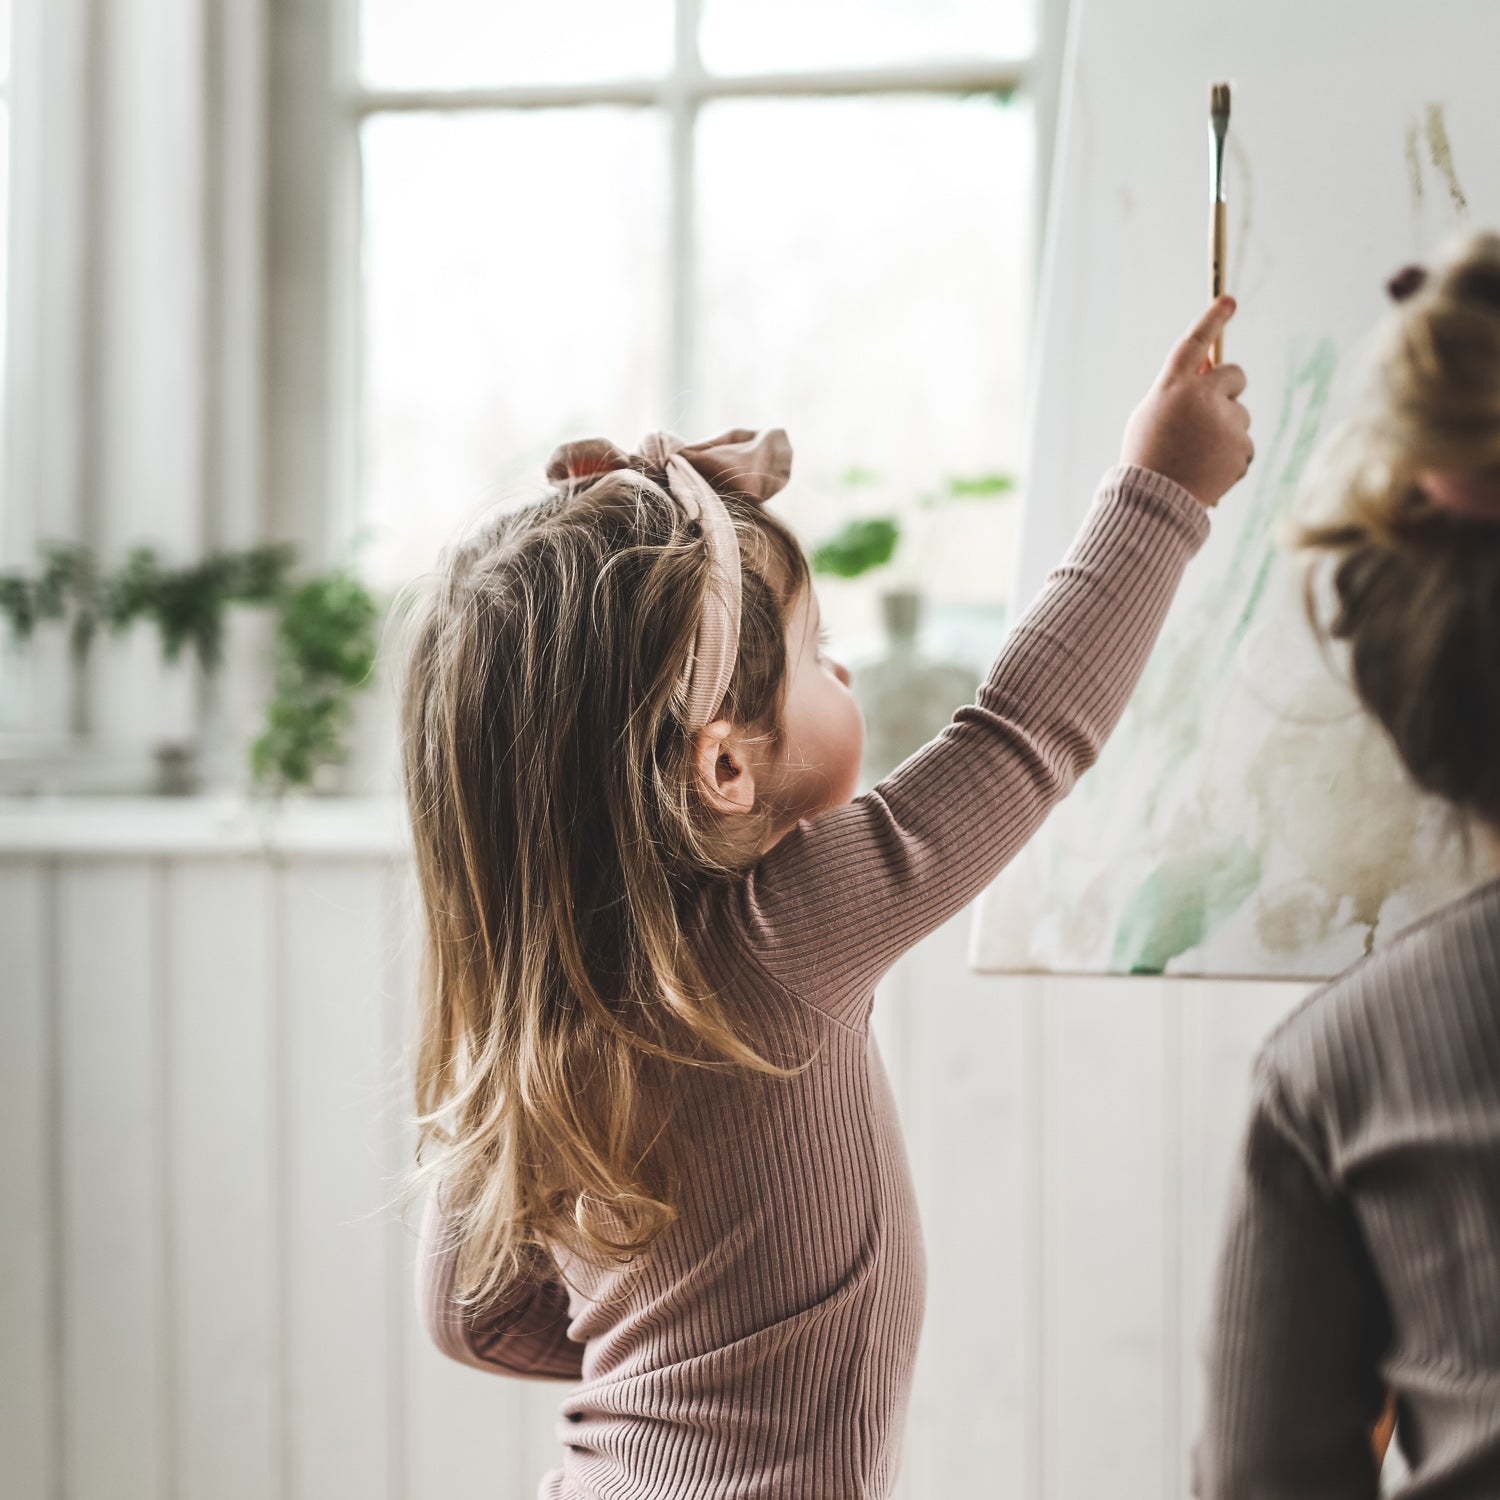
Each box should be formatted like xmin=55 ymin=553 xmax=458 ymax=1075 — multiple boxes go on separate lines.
xmin=1209 ymin=82 xmax=1231 ymax=363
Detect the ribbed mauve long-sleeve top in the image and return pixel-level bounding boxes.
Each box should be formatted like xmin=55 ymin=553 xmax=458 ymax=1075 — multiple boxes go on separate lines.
xmin=418 ymin=465 xmax=1210 ymax=1499
xmin=1198 ymin=875 xmax=1500 ymax=1498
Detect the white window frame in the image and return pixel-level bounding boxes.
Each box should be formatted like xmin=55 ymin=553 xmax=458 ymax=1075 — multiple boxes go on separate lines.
xmin=311 ymin=0 xmax=1059 ymax=568
xmin=0 ymin=0 xmax=1071 ymax=773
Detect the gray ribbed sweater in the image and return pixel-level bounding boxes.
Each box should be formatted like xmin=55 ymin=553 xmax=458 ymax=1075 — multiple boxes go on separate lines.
xmin=418 ymin=465 xmax=1210 ymax=1499
xmin=1198 ymin=875 xmax=1500 ymax=1497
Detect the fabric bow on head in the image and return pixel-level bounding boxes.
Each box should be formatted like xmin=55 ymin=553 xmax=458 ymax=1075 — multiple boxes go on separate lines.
xmin=545 ymin=428 xmax=794 ymax=729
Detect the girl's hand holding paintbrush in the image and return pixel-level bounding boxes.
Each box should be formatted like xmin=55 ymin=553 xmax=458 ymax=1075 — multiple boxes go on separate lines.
xmin=1119 ymin=295 xmax=1253 ymax=508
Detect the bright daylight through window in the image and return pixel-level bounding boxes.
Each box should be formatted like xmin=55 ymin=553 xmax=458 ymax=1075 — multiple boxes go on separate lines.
xmin=356 ymin=0 xmax=1034 ymax=670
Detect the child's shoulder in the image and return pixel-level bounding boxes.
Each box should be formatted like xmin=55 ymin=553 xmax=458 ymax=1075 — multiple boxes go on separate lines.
xmin=1258 ymin=875 xmax=1500 ymax=1138
xmin=689 ymin=861 xmax=876 ymax=1038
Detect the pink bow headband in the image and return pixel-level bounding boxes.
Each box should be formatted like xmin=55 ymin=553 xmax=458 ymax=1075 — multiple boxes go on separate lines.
xmin=545 ymin=428 xmax=794 ymax=730
xmin=1387 ymin=262 xmax=1500 ymax=521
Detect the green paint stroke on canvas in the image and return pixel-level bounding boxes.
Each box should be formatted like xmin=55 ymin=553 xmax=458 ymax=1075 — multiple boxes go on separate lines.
xmin=1112 ymin=344 xmax=1337 ymax=972
xmin=1138 ymin=338 xmax=1339 ymax=816
xmin=1405 ymin=123 xmax=1424 ymax=207
xmin=1112 ymin=840 xmax=1262 ymax=975
xmin=1219 ymin=337 xmax=1339 ymax=670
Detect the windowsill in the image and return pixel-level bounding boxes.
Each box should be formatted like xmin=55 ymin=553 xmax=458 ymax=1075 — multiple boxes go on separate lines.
xmin=0 ymin=794 xmax=410 ymax=856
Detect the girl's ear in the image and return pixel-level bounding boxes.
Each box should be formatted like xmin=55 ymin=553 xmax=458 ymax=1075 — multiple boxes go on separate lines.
xmin=693 ymin=720 xmax=757 ymax=814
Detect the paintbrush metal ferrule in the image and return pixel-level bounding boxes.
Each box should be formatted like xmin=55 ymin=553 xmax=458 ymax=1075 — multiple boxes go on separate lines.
xmin=1209 ymin=82 xmax=1231 ymax=202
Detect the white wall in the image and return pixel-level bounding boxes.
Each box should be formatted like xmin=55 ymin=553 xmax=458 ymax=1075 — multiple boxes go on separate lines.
xmin=0 ymin=802 xmax=1307 ymax=1500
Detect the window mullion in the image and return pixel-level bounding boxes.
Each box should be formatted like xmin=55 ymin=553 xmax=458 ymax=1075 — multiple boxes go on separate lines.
xmin=326 ymin=0 xmax=364 ymax=566
xmin=668 ymin=0 xmax=702 ymax=432
xmin=347 ymin=60 xmax=1028 ymax=118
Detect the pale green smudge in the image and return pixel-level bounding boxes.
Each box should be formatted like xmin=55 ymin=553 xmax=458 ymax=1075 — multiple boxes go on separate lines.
xmin=1106 ymin=341 xmax=1338 ymax=973
xmin=1405 ymin=123 xmax=1424 ymax=207
xmin=1111 ymin=840 xmax=1262 ymax=975
xmin=1139 ymin=338 xmax=1339 ymax=815
xmin=1220 ymin=337 xmax=1338 ymax=666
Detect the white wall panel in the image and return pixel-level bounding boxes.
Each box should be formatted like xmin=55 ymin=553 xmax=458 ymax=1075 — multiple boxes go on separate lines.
xmin=1042 ymin=976 xmax=1172 ymax=1500
xmin=56 ymin=862 xmax=169 ymax=1500
xmin=0 ymin=863 xmax=58 ymax=1497
xmin=166 ymin=860 xmax=281 ymax=1500
xmin=280 ymin=859 xmax=399 ymax=1500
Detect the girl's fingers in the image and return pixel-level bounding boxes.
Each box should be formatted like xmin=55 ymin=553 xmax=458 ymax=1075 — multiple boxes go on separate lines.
xmin=1208 ymin=362 xmax=1248 ymax=399
xmin=1167 ymin=297 xmax=1237 ymax=378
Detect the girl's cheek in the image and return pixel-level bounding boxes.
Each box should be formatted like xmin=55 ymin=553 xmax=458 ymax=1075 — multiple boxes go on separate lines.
xmin=839 ymin=698 xmax=865 ymax=800
xmin=846 ymin=687 xmax=866 ymax=744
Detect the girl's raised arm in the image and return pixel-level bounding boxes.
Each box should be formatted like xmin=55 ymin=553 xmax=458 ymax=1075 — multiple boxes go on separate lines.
xmin=728 ymin=301 xmax=1250 ymax=1024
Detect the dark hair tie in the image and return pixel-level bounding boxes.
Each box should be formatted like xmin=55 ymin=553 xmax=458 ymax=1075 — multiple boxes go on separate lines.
xmin=1386 ymin=265 xmax=1428 ymax=303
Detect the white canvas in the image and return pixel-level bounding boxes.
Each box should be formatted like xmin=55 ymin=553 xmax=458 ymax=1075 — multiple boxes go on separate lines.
xmin=972 ymin=0 xmax=1493 ymax=977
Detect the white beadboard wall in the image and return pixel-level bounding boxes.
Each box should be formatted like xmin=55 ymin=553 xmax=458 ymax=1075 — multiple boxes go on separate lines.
xmin=0 ymin=800 xmax=1308 ymax=1500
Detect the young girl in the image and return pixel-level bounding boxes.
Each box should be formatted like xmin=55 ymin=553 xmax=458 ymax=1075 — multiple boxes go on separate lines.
xmin=406 ymin=297 xmax=1250 ymax=1499
xmin=1198 ymin=234 xmax=1500 ymax=1496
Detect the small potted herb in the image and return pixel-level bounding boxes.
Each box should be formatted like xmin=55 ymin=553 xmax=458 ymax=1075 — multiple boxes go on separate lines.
xmin=252 ymin=570 xmax=380 ymax=795
xmin=810 ymin=470 xmax=1014 ymax=783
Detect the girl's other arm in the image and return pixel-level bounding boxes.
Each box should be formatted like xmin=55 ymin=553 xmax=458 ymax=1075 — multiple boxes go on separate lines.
xmin=416 ymin=1190 xmax=584 ymax=1381
xmin=733 ymin=299 xmax=1251 ymax=1018
xmin=1194 ymin=1063 xmax=1386 ymax=1499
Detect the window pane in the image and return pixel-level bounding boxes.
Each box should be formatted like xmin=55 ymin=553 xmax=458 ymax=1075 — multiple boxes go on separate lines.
xmin=360 ymin=110 xmax=670 ymax=584
xmin=0 ymin=101 xmax=15 ymax=728
xmin=0 ymin=105 xmax=9 ymax=545
xmin=700 ymin=0 xmax=1033 ymax=75
xmin=360 ymin=0 xmax=674 ymax=89
xmin=696 ymin=96 xmax=1032 ymax=640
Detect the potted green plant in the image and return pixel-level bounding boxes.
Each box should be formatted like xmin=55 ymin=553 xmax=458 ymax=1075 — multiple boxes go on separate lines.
xmin=252 ymin=570 xmax=380 ymax=795
xmin=0 ymin=543 xmax=97 ymax=740
xmin=83 ymin=542 xmax=300 ymax=791
xmin=810 ymin=470 xmax=1014 ymax=783
xmin=203 ymin=545 xmax=296 ymax=789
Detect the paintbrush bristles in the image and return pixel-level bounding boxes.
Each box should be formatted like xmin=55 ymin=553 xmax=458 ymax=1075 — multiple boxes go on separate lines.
xmin=1209 ymin=82 xmax=1231 ymax=360
xmin=1210 ymin=82 xmax=1232 ymax=129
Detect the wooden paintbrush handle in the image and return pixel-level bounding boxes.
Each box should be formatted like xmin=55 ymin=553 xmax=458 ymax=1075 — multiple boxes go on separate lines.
xmin=1210 ymin=199 xmax=1227 ymax=363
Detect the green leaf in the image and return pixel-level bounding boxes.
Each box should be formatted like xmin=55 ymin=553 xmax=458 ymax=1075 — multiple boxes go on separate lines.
xmin=253 ymin=569 xmax=381 ymax=794
xmin=946 ymin=473 xmax=1015 ymax=499
xmin=0 ymin=575 xmax=37 ymax=640
xmin=36 ymin=543 xmax=97 ymax=618
xmin=101 ymin=547 xmax=162 ymax=630
xmin=811 ymin=516 xmax=901 ymax=579
xmin=839 ymin=466 xmax=882 ymax=488
xmin=221 ymin=543 xmax=296 ymax=603
xmin=278 ymin=574 xmax=379 ymax=685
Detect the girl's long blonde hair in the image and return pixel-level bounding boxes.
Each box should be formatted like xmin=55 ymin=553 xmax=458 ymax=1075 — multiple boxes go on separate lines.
xmin=403 ymin=461 xmax=809 ymax=1306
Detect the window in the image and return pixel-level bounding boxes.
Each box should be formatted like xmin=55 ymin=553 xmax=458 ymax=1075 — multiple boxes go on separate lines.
xmin=0 ymin=0 xmax=19 ymax=730
xmin=352 ymin=0 xmax=1035 ymax=651
xmin=0 ymin=1 xmax=10 ymax=484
